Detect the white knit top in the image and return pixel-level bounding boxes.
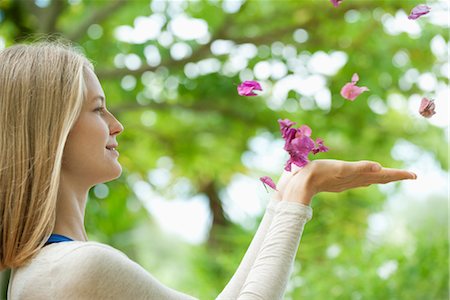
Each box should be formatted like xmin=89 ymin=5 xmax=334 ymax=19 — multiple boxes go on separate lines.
xmin=8 ymin=200 xmax=312 ymax=299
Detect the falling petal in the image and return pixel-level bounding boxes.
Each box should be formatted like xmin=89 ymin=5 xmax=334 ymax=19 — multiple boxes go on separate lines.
xmin=408 ymin=5 xmax=431 ymax=20
xmin=278 ymin=119 xmax=296 ymax=131
xmin=297 ymin=125 xmax=312 ymax=137
xmin=278 ymin=119 xmax=297 ymax=139
xmin=340 ymin=73 xmax=369 ymax=101
xmin=312 ymin=138 xmax=329 ymax=154
xmin=330 ymin=0 xmax=343 ymax=7
xmin=237 ymin=80 xmax=262 ymax=96
xmin=260 ymin=176 xmax=277 ymax=191
xmin=419 ymin=97 xmax=436 ymax=118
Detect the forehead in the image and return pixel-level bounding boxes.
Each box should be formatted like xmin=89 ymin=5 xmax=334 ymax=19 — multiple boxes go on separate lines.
xmin=84 ymin=68 xmax=105 ymax=100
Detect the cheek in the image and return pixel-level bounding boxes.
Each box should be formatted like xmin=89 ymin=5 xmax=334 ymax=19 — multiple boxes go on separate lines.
xmin=63 ymin=115 xmax=109 ymax=161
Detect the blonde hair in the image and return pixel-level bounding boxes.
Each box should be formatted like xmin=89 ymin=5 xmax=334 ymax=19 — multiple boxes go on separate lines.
xmin=0 ymin=42 xmax=92 ymax=269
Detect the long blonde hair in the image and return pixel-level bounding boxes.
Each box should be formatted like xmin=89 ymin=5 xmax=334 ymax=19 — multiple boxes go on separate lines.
xmin=0 ymin=42 xmax=91 ymax=269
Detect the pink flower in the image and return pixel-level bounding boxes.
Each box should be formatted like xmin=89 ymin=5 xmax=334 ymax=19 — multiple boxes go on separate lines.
xmin=278 ymin=119 xmax=328 ymax=171
xmin=419 ymin=97 xmax=436 ymax=118
xmin=408 ymin=5 xmax=431 ymax=20
xmin=330 ymin=0 xmax=343 ymax=7
xmin=237 ymin=80 xmax=262 ymax=96
xmin=260 ymin=176 xmax=277 ymax=191
xmin=340 ymin=73 xmax=369 ymax=101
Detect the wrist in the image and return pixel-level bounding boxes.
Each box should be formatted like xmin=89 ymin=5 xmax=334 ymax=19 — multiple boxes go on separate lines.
xmin=282 ymin=190 xmax=313 ymax=206
xmin=281 ymin=172 xmax=315 ymax=205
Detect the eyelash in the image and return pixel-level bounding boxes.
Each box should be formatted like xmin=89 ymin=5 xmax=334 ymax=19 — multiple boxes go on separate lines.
xmin=94 ymin=107 xmax=106 ymax=114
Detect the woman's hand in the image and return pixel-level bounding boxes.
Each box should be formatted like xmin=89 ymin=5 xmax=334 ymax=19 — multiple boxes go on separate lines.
xmin=278 ymin=160 xmax=417 ymax=205
xmin=272 ymin=164 xmax=302 ymax=201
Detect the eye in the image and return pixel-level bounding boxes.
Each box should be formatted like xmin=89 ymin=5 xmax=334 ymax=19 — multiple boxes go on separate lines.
xmin=94 ymin=106 xmax=106 ymax=115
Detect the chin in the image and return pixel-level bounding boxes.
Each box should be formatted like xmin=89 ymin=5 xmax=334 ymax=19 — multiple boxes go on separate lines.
xmin=96 ymin=163 xmax=122 ymax=185
xmin=108 ymin=164 xmax=123 ymax=181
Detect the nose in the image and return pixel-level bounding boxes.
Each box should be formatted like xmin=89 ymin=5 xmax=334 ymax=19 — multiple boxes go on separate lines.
xmin=109 ymin=114 xmax=124 ymax=136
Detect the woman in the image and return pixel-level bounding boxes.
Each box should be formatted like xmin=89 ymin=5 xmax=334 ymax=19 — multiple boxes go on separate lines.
xmin=0 ymin=42 xmax=416 ymax=299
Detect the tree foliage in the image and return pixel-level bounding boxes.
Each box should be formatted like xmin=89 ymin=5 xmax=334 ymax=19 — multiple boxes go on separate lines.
xmin=0 ymin=0 xmax=448 ymax=298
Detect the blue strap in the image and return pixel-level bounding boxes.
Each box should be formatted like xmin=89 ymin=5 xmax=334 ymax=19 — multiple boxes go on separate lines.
xmin=44 ymin=233 xmax=74 ymax=246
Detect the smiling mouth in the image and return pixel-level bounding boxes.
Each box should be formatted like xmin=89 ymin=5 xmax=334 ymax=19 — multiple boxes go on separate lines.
xmin=105 ymin=145 xmax=119 ymax=156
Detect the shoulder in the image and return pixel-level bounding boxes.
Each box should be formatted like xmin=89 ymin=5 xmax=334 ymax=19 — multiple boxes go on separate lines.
xmin=48 ymin=242 xmax=153 ymax=298
xmin=16 ymin=241 xmax=197 ymax=299
xmin=55 ymin=241 xmax=128 ymax=260
xmin=11 ymin=242 xmax=144 ymax=299
xmin=48 ymin=241 xmax=138 ymax=273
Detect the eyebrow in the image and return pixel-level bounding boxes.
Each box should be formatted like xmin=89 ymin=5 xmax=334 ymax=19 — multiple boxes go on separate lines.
xmin=92 ymin=96 xmax=105 ymax=104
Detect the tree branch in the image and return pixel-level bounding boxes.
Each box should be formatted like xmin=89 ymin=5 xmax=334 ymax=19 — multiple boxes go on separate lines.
xmin=37 ymin=0 xmax=68 ymax=34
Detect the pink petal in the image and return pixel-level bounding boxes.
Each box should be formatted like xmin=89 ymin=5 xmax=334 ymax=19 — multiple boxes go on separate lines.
xmin=260 ymin=176 xmax=277 ymax=191
xmin=341 ymin=83 xmax=369 ymax=101
xmin=297 ymin=125 xmax=312 ymax=137
xmin=290 ymin=136 xmax=315 ymax=156
xmin=278 ymin=119 xmax=297 ymax=139
xmin=408 ymin=5 xmax=431 ymax=20
xmin=290 ymin=156 xmax=309 ymax=169
xmin=340 ymin=74 xmax=369 ymax=101
xmin=284 ymin=156 xmax=309 ymax=172
xmin=312 ymin=138 xmax=329 ymax=154
xmin=237 ymin=80 xmax=262 ymax=96
xmin=283 ymin=128 xmax=297 ymax=150
xmin=278 ymin=118 xmax=296 ymax=130
xmin=340 ymin=83 xmax=356 ymax=100
xmin=419 ymin=97 xmax=436 ymax=118
xmin=330 ymin=0 xmax=343 ymax=7
xmin=351 ymin=73 xmax=359 ymax=84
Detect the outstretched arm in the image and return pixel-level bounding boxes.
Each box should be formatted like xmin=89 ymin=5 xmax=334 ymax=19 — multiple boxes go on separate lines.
xmin=216 ymin=198 xmax=280 ymax=299
xmin=63 ymin=160 xmax=415 ymax=300
xmin=231 ymin=160 xmax=415 ymax=299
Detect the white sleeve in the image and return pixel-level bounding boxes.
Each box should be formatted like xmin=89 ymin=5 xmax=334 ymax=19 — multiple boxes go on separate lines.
xmin=216 ymin=199 xmax=279 ymax=299
xmin=237 ymin=201 xmax=313 ymax=300
xmin=62 ymin=200 xmax=311 ymax=300
xmin=61 ymin=244 xmax=198 ymax=300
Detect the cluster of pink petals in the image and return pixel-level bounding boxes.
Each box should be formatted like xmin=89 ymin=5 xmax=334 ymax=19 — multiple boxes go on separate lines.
xmin=408 ymin=5 xmax=431 ymax=20
xmin=259 ymin=119 xmax=328 ymax=191
xmin=237 ymin=80 xmax=262 ymax=96
xmin=330 ymin=0 xmax=343 ymax=7
xmin=278 ymin=119 xmax=329 ymax=171
xmin=340 ymin=73 xmax=369 ymax=101
xmin=419 ymin=97 xmax=436 ymax=118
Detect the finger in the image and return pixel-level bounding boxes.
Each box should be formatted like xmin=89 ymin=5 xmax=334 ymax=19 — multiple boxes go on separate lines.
xmin=348 ymin=168 xmax=416 ymax=188
xmin=372 ymin=168 xmax=417 ymax=183
xmin=349 ymin=160 xmax=382 ymax=174
xmin=382 ymin=168 xmax=416 ymax=179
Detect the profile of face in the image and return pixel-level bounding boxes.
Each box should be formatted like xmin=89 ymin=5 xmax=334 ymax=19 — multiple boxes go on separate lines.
xmin=61 ymin=68 xmax=124 ymax=188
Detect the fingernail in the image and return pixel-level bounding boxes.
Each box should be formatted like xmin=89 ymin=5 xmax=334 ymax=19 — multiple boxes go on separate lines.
xmin=410 ymin=172 xmax=417 ymax=179
xmin=371 ymin=164 xmax=381 ymax=172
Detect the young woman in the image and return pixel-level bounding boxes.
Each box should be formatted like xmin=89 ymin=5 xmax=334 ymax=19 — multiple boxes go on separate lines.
xmin=0 ymin=42 xmax=416 ymax=299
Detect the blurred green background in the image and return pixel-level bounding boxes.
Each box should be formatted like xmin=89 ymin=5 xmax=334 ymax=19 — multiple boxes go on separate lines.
xmin=0 ymin=0 xmax=448 ymax=299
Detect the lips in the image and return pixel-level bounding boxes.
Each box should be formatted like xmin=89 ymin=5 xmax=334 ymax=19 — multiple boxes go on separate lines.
xmin=106 ymin=143 xmax=118 ymax=150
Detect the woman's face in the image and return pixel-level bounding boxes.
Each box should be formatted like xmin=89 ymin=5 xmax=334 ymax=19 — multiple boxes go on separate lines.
xmin=61 ymin=68 xmax=124 ymax=187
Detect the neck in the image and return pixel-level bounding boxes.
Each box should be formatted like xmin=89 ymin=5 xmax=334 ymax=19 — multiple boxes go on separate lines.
xmin=54 ymin=173 xmax=89 ymax=242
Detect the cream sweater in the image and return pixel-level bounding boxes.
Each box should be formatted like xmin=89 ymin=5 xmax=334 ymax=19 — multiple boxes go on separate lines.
xmin=8 ymin=200 xmax=312 ymax=300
